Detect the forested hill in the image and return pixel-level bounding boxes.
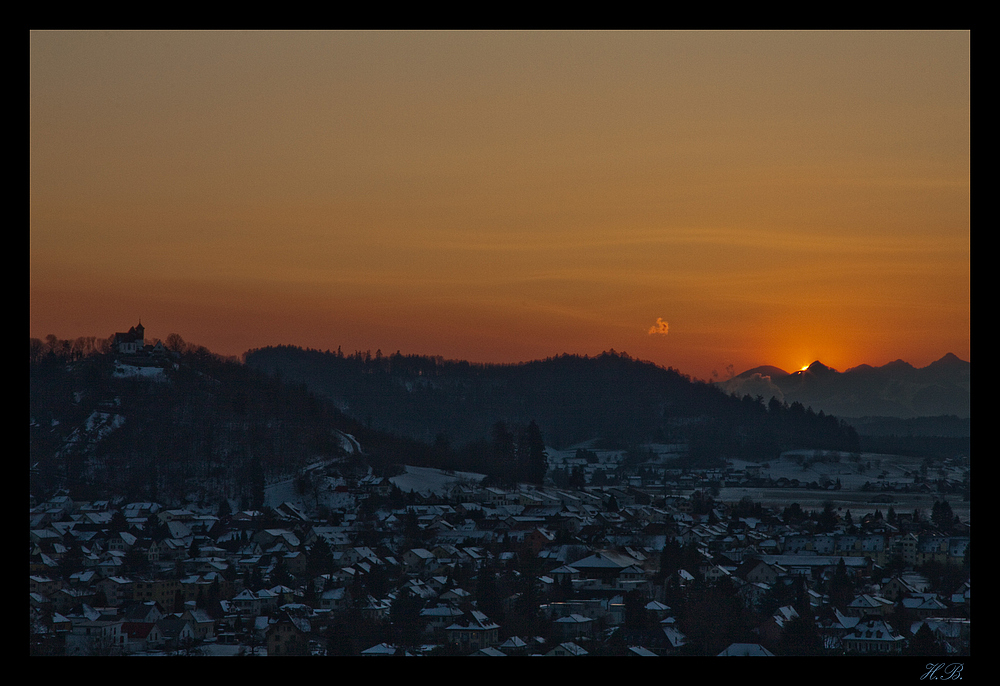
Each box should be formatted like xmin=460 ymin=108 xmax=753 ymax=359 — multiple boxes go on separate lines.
xmin=28 ymin=344 xmax=436 ymax=505
xmin=30 ymin=338 xmax=862 ymax=504
xmin=243 ymin=345 xmax=860 ymax=456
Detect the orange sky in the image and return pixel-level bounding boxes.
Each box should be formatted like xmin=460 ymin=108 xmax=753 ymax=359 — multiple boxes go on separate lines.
xmin=30 ymin=31 xmax=970 ymax=380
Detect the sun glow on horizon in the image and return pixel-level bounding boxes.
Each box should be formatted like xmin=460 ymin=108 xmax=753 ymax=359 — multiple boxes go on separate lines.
xmin=28 ymin=31 xmax=970 ymax=383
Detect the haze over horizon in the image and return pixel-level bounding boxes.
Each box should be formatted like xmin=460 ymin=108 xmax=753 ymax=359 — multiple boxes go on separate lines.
xmin=31 ymin=31 xmax=970 ymax=381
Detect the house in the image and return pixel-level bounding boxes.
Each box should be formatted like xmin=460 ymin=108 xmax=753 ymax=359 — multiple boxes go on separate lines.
xmin=49 ymin=612 xmax=73 ymax=633
xmin=842 ymin=618 xmax=907 ymax=654
xmin=256 ymin=587 xmax=280 ymax=613
xmin=522 ymin=527 xmax=557 ymax=555
xmin=845 ymin=593 xmax=894 ymax=617
xmin=360 ymin=596 xmax=391 ymax=621
xmin=274 ymin=502 xmax=310 ymax=522
xmin=266 ymin=612 xmax=311 ymax=656
xmin=346 ymin=546 xmax=383 ymax=568
xmin=901 ymin=593 xmax=950 ymax=619
xmin=402 ymin=548 xmax=436 ymax=574
xmin=546 ymin=641 xmax=588 ymax=656
xmin=628 ymin=645 xmax=658 ymax=656
xmin=499 ymin=635 xmax=530 ymax=655
xmin=231 ymin=589 xmax=261 ymax=617
xmin=106 ymin=531 xmax=137 ymax=553
xmin=121 ymin=621 xmax=164 ymax=652
xmin=553 ymin=613 xmax=595 ymax=640
xmin=360 ymin=642 xmax=401 ymax=656
xmin=758 ymin=554 xmax=872 ymax=581
xmin=29 ymin=575 xmax=61 ymax=597
xmin=909 ymin=618 xmax=971 ymax=655
xmin=445 ymin=611 xmax=500 ymax=653
xmin=566 ymin=549 xmax=645 ymax=587
xmin=66 ymin=616 xmax=125 ymax=656
xmin=734 ymin=559 xmax=784 ymax=585
xmin=661 ymin=623 xmax=688 ymax=652
xmin=421 ymin=604 xmax=465 ymax=632
xmin=122 ymin=601 xmax=166 ymax=624
xmin=756 ymin=605 xmax=799 ymax=645
xmin=29 ymin=592 xmax=52 ymax=610
xmin=644 ymin=600 xmax=672 ymax=621
xmin=701 ymin=563 xmax=732 ymax=583
xmin=254 ymin=529 xmax=301 ymax=550
xmin=180 ymin=608 xmax=216 ymax=641
xmin=814 ymin=606 xmax=861 ymax=650
xmin=736 ymin=580 xmax=772 ymax=611
xmin=718 ymin=643 xmax=774 ymax=656
xmin=319 ymin=587 xmax=349 ymax=612
xmin=156 ymin=617 xmax=197 ymax=652
xmin=95 ymin=576 xmax=133 ymax=606
xmin=950 ymin=579 xmax=970 ymax=612
xmin=880 ymin=574 xmax=921 ymax=601
xmin=471 ymin=646 xmax=507 ymax=656
xmin=130 ymin=579 xmax=183 ymax=608
xmin=441 ymin=587 xmax=473 ymax=604
xmin=53 ymin=587 xmax=97 ymax=613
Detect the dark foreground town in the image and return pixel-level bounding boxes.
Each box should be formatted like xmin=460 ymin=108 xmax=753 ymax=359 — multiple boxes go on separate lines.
xmin=29 ymin=330 xmax=969 ymax=656
xmin=30 ymin=451 xmax=970 ymax=656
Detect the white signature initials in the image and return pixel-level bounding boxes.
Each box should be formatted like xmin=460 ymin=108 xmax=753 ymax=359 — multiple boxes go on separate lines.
xmin=921 ymin=664 xmax=964 ymax=681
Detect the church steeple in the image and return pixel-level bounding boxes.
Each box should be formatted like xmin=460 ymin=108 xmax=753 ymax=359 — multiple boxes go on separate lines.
xmin=114 ymin=319 xmax=146 ymax=354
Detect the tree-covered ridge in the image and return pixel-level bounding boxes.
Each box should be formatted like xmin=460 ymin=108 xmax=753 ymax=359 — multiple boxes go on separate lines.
xmin=30 ymin=343 xmax=360 ymax=505
xmin=31 ymin=337 xmax=860 ymax=507
xmin=244 ymin=345 xmax=860 ymax=459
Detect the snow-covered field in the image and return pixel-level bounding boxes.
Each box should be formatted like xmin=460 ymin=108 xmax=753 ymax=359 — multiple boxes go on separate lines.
xmin=389 ymin=465 xmax=486 ymax=497
xmin=263 ymin=475 xmax=356 ymax=512
xmin=720 ymin=451 xmax=969 ymax=521
xmin=263 ymin=478 xmax=301 ymax=510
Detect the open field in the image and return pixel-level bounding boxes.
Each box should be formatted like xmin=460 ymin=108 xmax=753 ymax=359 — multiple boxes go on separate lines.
xmin=716 ymin=486 xmax=970 ymax=524
xmin=718 ymin=450 xmax=970 ymax=523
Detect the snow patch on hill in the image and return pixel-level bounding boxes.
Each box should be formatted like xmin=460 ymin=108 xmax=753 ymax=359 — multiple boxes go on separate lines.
xmin=113 ymin=363 xmax=168 ymax=380
xmin=60 ymin=411 xmax=126 ymax=454
xmin=335 ymin=431 xmax=361 ymax=454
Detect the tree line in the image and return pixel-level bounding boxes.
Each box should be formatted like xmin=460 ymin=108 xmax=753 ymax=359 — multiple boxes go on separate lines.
xmin=244 ymin=345 xmax=859 ymax=458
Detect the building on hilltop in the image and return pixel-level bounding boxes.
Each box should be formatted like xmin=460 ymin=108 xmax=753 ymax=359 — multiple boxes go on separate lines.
xmin=113 ymin=321 xmax=169 ymax=359
xmin=114 ymin=321 xmax=145 ymax=354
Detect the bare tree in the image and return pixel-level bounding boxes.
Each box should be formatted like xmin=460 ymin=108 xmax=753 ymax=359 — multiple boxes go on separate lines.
xmin=165 ymin=333 xmax=187 ymax=353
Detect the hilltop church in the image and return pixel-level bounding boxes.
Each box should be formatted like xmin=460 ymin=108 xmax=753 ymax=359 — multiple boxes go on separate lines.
xmin=113 ymin=321 xmax=167 ymax=356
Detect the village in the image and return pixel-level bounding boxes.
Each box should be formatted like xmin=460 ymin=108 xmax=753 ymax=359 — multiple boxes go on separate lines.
xmin=31 ymin=27 xmax=971 ymax=660
xmin=29 ymin=439 xmax=970 ymax=656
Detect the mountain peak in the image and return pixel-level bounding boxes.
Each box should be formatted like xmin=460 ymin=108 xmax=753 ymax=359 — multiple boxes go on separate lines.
xmin=806 ymin=360 xmax=837 ymax=375
xmin=741 ymin=352 xmax=968 ymax=419
xmin=928 ymin=352 xmax=969 ymax=368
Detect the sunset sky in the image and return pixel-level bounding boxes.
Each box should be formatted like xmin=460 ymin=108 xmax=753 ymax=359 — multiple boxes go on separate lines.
xmin=30 ymin=31 xmax=970 ymax=380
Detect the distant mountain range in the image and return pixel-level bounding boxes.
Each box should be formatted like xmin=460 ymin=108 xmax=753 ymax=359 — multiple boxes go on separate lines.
xmin=718 ymin=353 xmax=970 ymax=422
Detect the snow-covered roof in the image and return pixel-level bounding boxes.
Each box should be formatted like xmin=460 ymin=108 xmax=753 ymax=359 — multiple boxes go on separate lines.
xmin=718 ymin=643 xmax=774 ymax=656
